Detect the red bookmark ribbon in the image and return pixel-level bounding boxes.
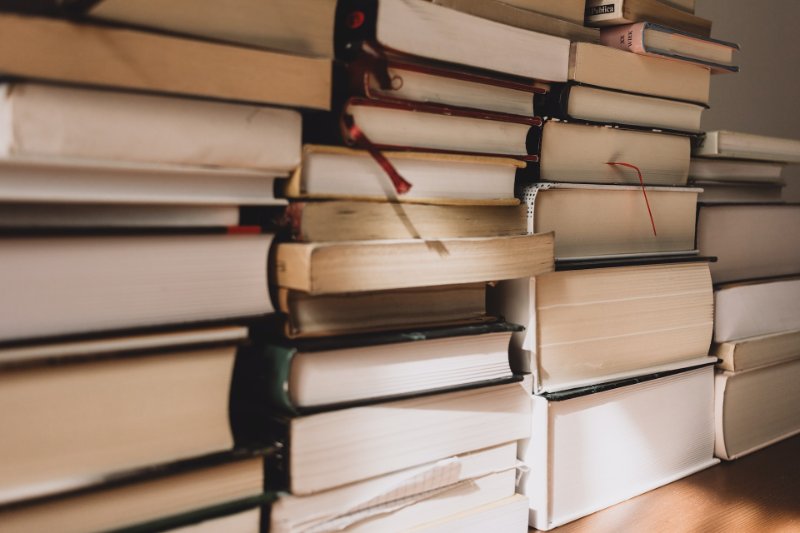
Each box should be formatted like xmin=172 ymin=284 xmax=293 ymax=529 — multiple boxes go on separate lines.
xmin=342 ymin=113 xmax=413 ymax=195
xmin=606 ymin=161 xmax=657 ymax=237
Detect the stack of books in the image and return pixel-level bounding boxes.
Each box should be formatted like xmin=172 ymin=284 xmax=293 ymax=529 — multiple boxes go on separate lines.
xmin=489 ymin=0 xmax=740 ymax=529
xmin=694 ymin=133 xmax=800 ymax=462
xmin=0 ymin=4 xmax=332 ymax=532
xmin=246 ymin=1 xmax=563 ymax=530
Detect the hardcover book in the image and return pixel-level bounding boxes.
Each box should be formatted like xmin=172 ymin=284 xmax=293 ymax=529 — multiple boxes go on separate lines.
xmin=585 ymin=0 xmax=712 ymax=37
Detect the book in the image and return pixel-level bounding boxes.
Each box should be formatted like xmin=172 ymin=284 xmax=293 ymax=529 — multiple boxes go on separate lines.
xmin=714 ymin=329 xmax=800 ymax=373
xmin=585 ymin=0 xmax=712 ymax=37
xmin=0 ymin=326 xmax=247 ymax=503
xmin=661 ymin=0 xmax=694 ymax=12
xmin=489 ymin=262 xmax=715 ymax=392
xmin=169 ymin=508 xmax=261 ymax=533
xmin=410 ymin=494 xmax=529 ymax=532
xmin=491 ymin=0 xmax=586 ymax=24
xmin=270 ymin=442 xmax=517 ymax=533
xmin=569 ymin=42 xmax=711 ymax=105
xmin=286 ymin=146 xmax=523 ymax=205
xmin=0 ymin=83 xmax=301 ymax=172
xmin=429 ymin=0 xmax=600 ymax=43
xmin=689 ymin=157 xmax=785 ymax=183
xmin=279 ymin=283 xmax=491 ymax=339
xmin=521 ymin=365 xmax=718 ymax=530
xmin=537 ymin=83 xmax=705 ymax=132
xmin=274 ymin=233 xmax=555 ymax=295
xmin=346 ymin=51 xmax=544 ymax=117
xmin=695 ymin=182 xmax=785 ymax=204
xmin=714 ymin=276 xmax=800 ymax=342
xmin=715 ymin=357 xmax=800 ymax=460
xmin=520 ymin=183 xmax=699 ymax=259
xmin=600 ymin=23 xmax=739 ymax=73
xmin=534 ymin=121 xmax=691 ymax=185
xmin=0 ymin=234 xmax=273 ymax=342
xmin=337 ymin=0 xmax=571 ymax=82
xmin=283 ymin=201 xmax=527 ymax=242
xmin=0 ymin=452 xmax=266 ymax=533
xmin=232 ymin=381 xmax=531 ymax=495
xmin=0 ymin=157 xmax=289 ymax=207
xmin=694 ymin=131 xmax=800 ymax=163
xmin=85 ymin=0 xmax=338 ymax=58
xmin=696 ymin=204 xmax=800 ymax=284
xmin=0 ymin=13 xmax=330 ymax=109
xmin=241 ymin=322 xmax=518 ymax=413
xmin=323 ymin=98 xmax=541 ymax=158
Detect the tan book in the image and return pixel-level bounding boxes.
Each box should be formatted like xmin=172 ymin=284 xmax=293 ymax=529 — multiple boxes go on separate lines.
xmin=0 ymin=13 xmax=330 ymax=110
xmin=491 ymin=262 xmax=715 ymax=392
xmin=498 ymin=0 xmax=587 ymax=24
xmin=88 ymin=0 xmax=338 ymax=58
xmin=275 ymin=234 xmax=555 ymax=295
xmin=586 ymin=0 xmax=711 ymax=37
xmin=285 ymin=201 xmax=528 ymax=242
xmin=279 ymin=284 xmax=490 ymax=338
xmin=570 ymin=42 xmax=711 ymax=105
xmin=714 ymin=330 xmax=800 ymax=373
xmin=431 ymin=0 xmax=600 ymax=43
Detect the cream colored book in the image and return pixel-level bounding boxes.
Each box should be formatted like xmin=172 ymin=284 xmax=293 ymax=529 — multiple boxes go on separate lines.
xmin=713 ymin=276 xmax=800 ymax=342
xmin=694 ymin=131 xmax=800 ymax=163
xmin=275 ymin=233 xmax=554 ymax=295
xmin=714 ymin=330 xmax=800 ymax=373
xmin=490 ymin=262 xmax=714 ymax=392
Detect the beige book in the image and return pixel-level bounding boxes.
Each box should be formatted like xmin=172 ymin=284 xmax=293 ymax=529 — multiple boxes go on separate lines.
xmin=89 ymin=0 xmax=338 ymax=58
xmin=0 ymin=13 xmax=330 ymax=110
xmin=490 ymin=262 xmax=714 ymax=392
xmin=498 ymin=0 xmax=586 ymax=24
xmin=714 ymin=330 xmax=800 ymax=373
xmin=431 ymin=0 xmax=599 ymax=43
xmin=275 ymin=233 xmax=555 ymax=295
xmin=570 ymin=42 xmax=711 ymax=105
xmin=522 ymin=183 xmax=698 ymax=259
xmin=715 ymin=359 xmax=800 ymax=460
xmin=538 ymin=121 xmax=691 ymax=186
xmin=585 ymin=0 xmax=711 ymax=37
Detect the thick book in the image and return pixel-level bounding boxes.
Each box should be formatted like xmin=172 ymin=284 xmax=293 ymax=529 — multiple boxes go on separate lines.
xmin=696 ymin=204 xmax=800 ymax=284
xmin=537 ymin=83 xmax=705 ymax=133
xmin=569 ymin=42 xmax=711 ymax=105
xmin=694 ymin=131 xmax=800 ymax=163
xmin=520 ymin=183 xmax=699 ymax=260
xmin=489 ymin=262 xmax=715 ymax=393
xmin=0 ymin=13 xmax=330 ymax=110
xmin=413 ymin=495 xmax=529 ymax=533
xmin=695 ymin=182 xmax=785 ymax=204
xmin=430 ymin=0 xmax=600 ymax=43
xmin=521 ymin=365 xmax=718 ymax=530
xmin=84 ymin=0 xmax=338 ymax=58
xmin=270 ymin=442 xmax=517 ymax=533
xmin=0 ymin=326 xmax=247 ymax=504
xmin=337 ymin=0 xmax=571 ymax=82
xmin=283 ymin=201 xmax=527 ymax=242
xmin=714 ymin=276 xmax=800 ymax=342
xmin=585 ymin=0 xmax=712 ymax=37
xmin=0 ymin=83 xmax=301 ymax=172
xmin=286 ymin=146 xmax=523 ymax=205
xmin=689 ymin=157 xmax=785 ymax=183
xmin=0 ymin=451 xmax=267 ymax=533
xmin=714 ymin=329 xmax=800 ymax=373
xmin=715 ymin=357 xmax=800 ymax=460
xmin=232 ymin=381 xmax=531 ymax=495
xmin=278 ymin=283 xmax=491 ymax=339
xmin=274 ymin=233 xmax=554 ymax=295
xmin=240 ymin=322 xmax=519 ymax=414
xmin=600 ymin=22 xmax=739 ymax=73
xmin=0 ymin=234 xmax=273 ymax=342
xmin=534 ymin=121 xmax=691 ymax=185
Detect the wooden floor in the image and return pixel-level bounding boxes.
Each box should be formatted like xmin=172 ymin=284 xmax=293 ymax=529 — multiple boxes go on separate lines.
xmin=538 ymin=435 xmax=800 ymax=532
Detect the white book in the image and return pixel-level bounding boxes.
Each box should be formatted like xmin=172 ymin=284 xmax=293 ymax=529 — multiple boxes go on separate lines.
xmin=0 ymin=83 xmax=300 ymax=171
xmin=521 ymin=365 xmax=718 ymax=530
xmin=410 ymin=494 xmax=529 ymax=532
xmin=714 ymin=276 xmax=800 ymax=343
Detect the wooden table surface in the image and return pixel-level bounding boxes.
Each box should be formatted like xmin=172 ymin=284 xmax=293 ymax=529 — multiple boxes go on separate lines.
xmin=538 ymin=435 xmax=800 ymax=533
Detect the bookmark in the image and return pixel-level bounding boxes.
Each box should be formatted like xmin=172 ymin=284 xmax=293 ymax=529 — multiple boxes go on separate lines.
xmin=607 ymin=161 xmax=657 ymax=237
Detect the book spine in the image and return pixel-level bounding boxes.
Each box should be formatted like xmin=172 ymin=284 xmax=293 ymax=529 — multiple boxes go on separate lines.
xmin=585 ymin=0 xmax=625 ymax=24
xmin=600 ymin=22 xmax=648 ymax=54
